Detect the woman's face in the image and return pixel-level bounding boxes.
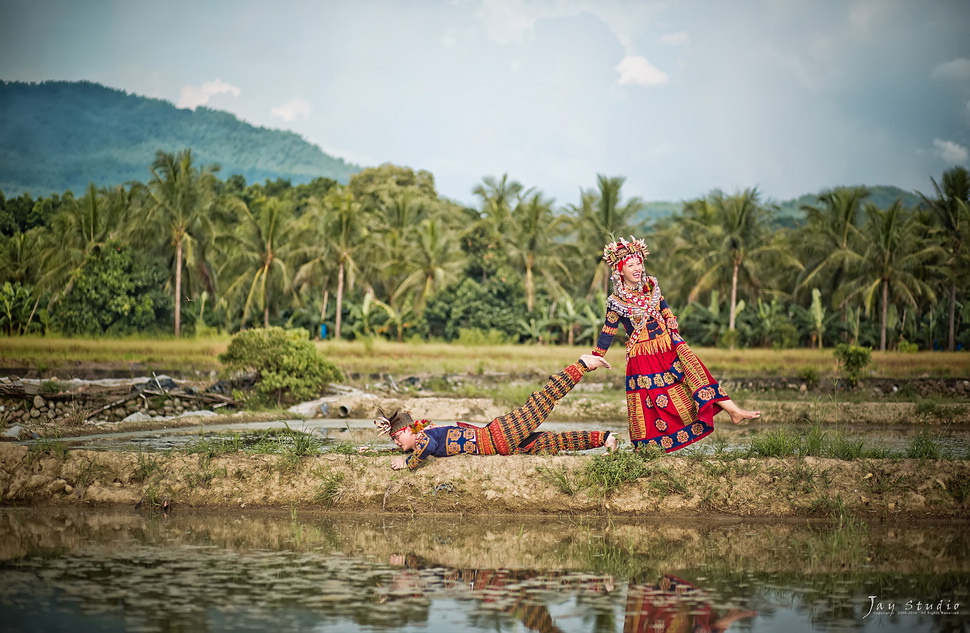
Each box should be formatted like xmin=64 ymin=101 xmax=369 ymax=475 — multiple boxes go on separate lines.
xmin=620 ymin=256 xmax=643 ymax=286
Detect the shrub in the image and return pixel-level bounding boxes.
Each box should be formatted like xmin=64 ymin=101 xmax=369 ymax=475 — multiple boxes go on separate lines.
xmin=456 ymin=327 xmax=510 ymax=345
xmin=797 ymin=366 xmax=820 ymax=389
xmin=771 ymin=323 xmax=800 ymax=349
xmin=717 ymin=328 xmax=740 ymax=350
xmin=423 ymin=276 xmax=528 ymax=341
xmin=218 ymin=327 xmax=343 ymax=405
xmin=897 ymin=338 xmax=919 ymax=353
xmin=833 ymin=343 xmax=872 ymax=388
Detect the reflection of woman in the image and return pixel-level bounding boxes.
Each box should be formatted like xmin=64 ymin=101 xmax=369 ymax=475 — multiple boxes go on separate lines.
xmin=390 ymin=553 xmax=614 ymax=633
xmin=624 ymin=575 xmax=756 ymax=633
xmin=593 ymin=237 xmax=760 ymax=451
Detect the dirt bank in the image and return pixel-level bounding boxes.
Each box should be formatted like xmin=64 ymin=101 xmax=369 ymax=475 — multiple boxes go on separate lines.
xmin=1 ymin=443 xmax=967 ymax=519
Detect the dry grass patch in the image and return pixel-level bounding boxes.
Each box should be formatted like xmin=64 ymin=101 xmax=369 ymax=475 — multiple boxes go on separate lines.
xmin=4 ymin=336 xmax=968 ymax=379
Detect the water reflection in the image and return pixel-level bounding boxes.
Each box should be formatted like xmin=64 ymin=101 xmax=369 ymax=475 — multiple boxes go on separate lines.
xmin=389 ymin=552 xmax=616 ymax=632
xmin=0 ymin=508 xmax=967 ymax=632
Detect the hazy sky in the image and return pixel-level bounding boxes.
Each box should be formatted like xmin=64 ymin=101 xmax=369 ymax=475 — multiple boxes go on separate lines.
xmin=2 ymin=0 xmax=969 ymax=206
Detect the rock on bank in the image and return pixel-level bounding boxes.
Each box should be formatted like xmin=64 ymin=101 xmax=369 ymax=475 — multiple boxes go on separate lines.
xmin=0 ymin=443 xmax=967 ymax=518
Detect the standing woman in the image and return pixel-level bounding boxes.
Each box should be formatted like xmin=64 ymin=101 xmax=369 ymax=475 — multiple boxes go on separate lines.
xmin=592 ymin=236 xmax=760 ymax=452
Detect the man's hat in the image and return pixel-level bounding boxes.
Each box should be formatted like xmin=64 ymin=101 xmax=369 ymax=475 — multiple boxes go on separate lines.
xmin=374 ymin=407 xmax=414 ymax=436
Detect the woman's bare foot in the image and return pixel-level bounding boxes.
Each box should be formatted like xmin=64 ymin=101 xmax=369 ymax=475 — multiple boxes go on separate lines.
xmin=605 ymin=433 xmax=618 ymax=453
xmin=728 ymin=408 xmax=761 ymax=424
xmin=722 ymin=398 xmax=761 ymax=424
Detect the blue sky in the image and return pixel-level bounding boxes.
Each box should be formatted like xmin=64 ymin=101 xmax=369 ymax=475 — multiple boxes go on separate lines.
xmin=2 ymin=0 xmax=969 ymax=207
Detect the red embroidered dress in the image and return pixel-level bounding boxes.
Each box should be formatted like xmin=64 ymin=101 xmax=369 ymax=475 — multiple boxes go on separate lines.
xmin=593 ymin=276 xmax=728 ymax=452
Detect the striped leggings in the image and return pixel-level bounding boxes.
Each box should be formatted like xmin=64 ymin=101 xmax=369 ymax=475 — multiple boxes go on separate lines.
xmin=477 ymin=362 xmax=586 ymax=455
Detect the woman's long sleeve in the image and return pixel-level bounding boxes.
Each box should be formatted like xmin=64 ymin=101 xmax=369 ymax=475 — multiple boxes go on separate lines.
xmin=592 ymin=307 xmax=621 ymax=356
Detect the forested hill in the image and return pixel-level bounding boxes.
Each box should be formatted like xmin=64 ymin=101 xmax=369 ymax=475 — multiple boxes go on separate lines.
xmin=636 ymin=186 xmax=923 ymax=228
xmin=0 ymin=80 xmax=361 ymax=196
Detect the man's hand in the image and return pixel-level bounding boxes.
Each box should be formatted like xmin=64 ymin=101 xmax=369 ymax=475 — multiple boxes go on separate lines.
xmin=580 ymin=354 xmax=611 ymax=371
xmin=391 ymin=456 xmax=407 ymax=470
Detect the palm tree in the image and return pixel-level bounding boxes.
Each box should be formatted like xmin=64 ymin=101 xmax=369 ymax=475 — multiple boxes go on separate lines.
xmin=301 ymin=186 xmax=372 ymax=340
xmin=40 ymin=183 xmax=131 ymax=298
xmin=217 ymin=197 xmax=298 ymax=329
xmin=346 ymin=291 xmax=384 ymax=338
xmin=373 ymin=295 xmax=415 ymax=342
xmin=392 ymin=217 xmax=462 ymax=312
xmin=795 ymin=186 xmax=870 ymax=302
xmin=556 ymin=294 xmax=582 ymax=346
xmin=0 ymin=228 xmax=45 ymax=334
xmin=569 ymin=175 xmax=644 ymax=296
xmin=473 ymin=174 xmax=526 ymax=244
xmin=838 ymin=201 xmax=942 ymax=351
xmin=371 ymin=191 xmax=430 ymax=299
xmin=0 ymin=228 xmax=43 ymax=286
xmin=683 ymin=189 xmax=801 ymax=335
xmin=145 ymin=150 xmax=220 ymax=336
xmin=509 ymin=192 xmax=572 ymax=311
xmin=918 ymin=166 xmax=970 ymax=351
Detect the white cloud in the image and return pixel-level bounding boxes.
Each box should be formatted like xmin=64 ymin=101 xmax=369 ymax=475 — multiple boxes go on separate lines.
xmin=472 ymin=0 xmax=663 ymax=49
xmin=615 ymin=55 xmax=668 ymax=87
xmin=934 ymin=139 xmax=969 ymax=164
xmin=177 ymin=79 xmax=241 ymax=109
xmin=660 ymin=31 xmax=689 ymax=46
xmin=271 ymin=98 xmax=311 ymax=122
xmin=932 ymin=58 xmax=970 ymax=81
xmin=475 ymin=0 xmax=537 ymax=44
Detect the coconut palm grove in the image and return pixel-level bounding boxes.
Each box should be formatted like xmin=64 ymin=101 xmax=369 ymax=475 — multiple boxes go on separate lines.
xmin=1 ymin=152 xmax=967 ymax=354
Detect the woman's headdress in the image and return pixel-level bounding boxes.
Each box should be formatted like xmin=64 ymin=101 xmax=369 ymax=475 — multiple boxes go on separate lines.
xmin=602 ymin=236 xmax=648 ymax=270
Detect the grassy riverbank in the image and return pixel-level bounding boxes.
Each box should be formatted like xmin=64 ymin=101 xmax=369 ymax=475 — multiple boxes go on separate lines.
xmin=2 ymin=441 xmax=968 ymax=519
xmin=3 ymin=336 xmax=969 ymax=379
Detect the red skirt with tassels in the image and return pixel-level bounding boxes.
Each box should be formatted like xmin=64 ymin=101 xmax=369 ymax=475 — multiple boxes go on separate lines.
xmin=625 ymin=328 xmax=728 ymax=452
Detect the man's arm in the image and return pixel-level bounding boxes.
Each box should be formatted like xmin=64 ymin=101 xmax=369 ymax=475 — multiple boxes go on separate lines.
xmin=391 ymin=432 xmax=437 ymax=470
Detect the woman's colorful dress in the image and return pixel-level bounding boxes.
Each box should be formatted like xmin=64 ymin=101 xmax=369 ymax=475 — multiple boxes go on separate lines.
xmin=592 ymin=276 xmax=729 ymax=452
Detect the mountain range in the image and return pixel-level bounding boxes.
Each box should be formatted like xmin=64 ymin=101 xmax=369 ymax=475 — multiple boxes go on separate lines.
xmin=0 ymin=80 xmax=360 ymax=197
xmin=0 ymin=79 xmax=922 ymax=222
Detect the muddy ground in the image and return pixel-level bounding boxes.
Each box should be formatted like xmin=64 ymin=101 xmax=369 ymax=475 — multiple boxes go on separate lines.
xmin=1 ymin=442 xmax=967 ymax=519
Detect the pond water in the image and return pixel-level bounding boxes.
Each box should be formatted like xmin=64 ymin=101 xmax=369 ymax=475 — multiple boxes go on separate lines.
xmin=0 ymin=508 xmax=966 ymax=632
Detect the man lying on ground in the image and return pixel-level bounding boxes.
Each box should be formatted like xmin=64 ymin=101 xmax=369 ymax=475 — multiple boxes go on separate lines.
xmin=376 ymin=354 xmax=616 ymax=470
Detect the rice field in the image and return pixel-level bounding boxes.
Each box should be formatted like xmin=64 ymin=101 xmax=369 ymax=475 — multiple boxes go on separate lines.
xmin=1 ymin=334 xmax=968 ymax=378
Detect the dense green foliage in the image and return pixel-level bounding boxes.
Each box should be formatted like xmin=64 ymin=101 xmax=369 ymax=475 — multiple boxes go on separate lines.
xmin=424 ymin=276 xmax=529 ymax=341
xmin=1 ymin=281 xmax=46 ymax=335
xmin=218 ymin=327 xmax=343 ymax=405
xmin=54 ymin=242 xmax=173 ymax=335
xmin=0 ymin=80 xmax=360 ymax=197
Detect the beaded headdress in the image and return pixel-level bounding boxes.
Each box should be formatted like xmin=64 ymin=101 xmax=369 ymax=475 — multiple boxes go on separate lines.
xmin=602 ymin=236 xmax=648 ymax=270
xmin=603 ymin=236 xmax=648 ymax=294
